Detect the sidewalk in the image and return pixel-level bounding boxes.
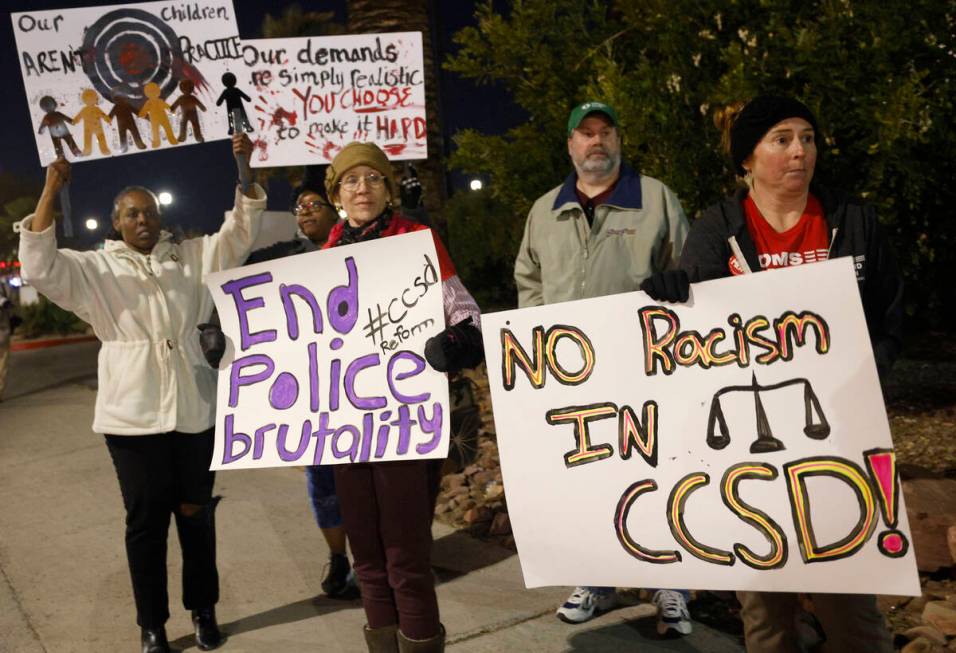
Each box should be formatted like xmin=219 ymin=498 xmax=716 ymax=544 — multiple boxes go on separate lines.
xmin=0 ymin=354 xmax=743 ymax=652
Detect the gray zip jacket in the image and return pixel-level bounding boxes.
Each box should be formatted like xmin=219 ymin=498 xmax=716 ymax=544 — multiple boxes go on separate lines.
xmin=515 ymin=164 xmax=690 ymax=307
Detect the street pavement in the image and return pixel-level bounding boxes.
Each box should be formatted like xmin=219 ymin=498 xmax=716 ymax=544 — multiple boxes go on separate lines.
xmin=0 ymin=342 xmax=744 ymax=652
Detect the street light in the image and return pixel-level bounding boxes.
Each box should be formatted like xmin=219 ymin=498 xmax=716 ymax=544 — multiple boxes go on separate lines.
xmin=158 ymin=191 xmax=173 ymax=205
xmin=469 ymin=179 xmax=483 ymax=191
xmin=85 ymin=218 xmax=98 ymax=231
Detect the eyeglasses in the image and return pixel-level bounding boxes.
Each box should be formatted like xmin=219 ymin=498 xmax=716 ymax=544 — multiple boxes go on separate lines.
xmin=339 ymin=173 xmax=385 ymax=192
xmin=293 ymin=200 xmax=330 ymax=215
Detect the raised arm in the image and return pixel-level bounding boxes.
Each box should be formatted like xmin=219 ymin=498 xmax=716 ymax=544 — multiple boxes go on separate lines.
xmin=19 ymin=158 xmax=97 ymax=319
xmin=180 ymin=134 xmax=266 ymax=276
xmin=29 ymin=158 xmax=70 ymax=233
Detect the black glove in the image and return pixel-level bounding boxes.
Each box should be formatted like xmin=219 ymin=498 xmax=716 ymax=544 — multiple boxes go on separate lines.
xmin=400 ymin=166 xmax=423 ymax=209
xmin=424 ymin=317 xmax=485 ymax=373
xmin=197 ymin=323 xmax=226 ymax=368
xmin=640 ymin=269 xmax=691 ymax=302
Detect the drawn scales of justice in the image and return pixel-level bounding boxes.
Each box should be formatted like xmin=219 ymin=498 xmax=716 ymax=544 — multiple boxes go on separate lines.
xmin=707 ymin=373 xmax=830 ymax=453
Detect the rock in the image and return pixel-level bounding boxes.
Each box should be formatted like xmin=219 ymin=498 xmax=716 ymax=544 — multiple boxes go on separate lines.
xmin=488 ymin=511 xmax=511 ymax=536
xmin=949 ymin=526 xmax=956 ymax=565
xmin=448 ymin=486 xmax=470 ymax=498
xmin=442 ymin=473 xmax=466 ymax=491
xmin=903 ymin=479 xmax=956 ymax=572
xmin=484 ymin=483 xmax=505 ymax=502
xmin=472 ymin=470 xmax=497 ymax=486
xmin=904 ymin=625 xmax=948 ymax=645
xmin=463 ymin=506 xmax=492 ymax=524
xmin=923 ymin=601 xmax=956 ymax=636
xmin=902 ymin=637 xmax=945 ymax=653
xmin=908 ymin=596 xmax=930 ymax=614
xmin=463 ymin=464 xmax=481 ymax=477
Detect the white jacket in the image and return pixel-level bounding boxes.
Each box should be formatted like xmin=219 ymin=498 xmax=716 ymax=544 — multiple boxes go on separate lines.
xmin=18 ymin=185 xmax=267 ymax=435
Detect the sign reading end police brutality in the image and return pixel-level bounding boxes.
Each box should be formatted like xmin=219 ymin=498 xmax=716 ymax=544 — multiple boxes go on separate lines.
xmin=239 ymin=32 xmax=426 ymax=165
xmin=205 ymin=231 xmax=449 ymax=470
xmin=483 ymin=259 xmax=919 ymax=595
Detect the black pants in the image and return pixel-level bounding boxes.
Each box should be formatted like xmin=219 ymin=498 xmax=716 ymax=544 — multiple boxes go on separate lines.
xmin=105 ymin=430 xmax=219 ymax=628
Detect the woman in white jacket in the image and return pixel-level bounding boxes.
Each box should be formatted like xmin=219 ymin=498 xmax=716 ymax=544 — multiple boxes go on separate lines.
xmin=18 ymin=135 xmax=265 ymax=653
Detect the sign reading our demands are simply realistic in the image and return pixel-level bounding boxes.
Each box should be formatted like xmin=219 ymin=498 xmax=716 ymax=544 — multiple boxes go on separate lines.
xmin=238 ymin=32 xmax=426 ymax=165
xmin=204 ymin=231 xmax=449 ymax=471
xmin=12 ymin=1 xmax=241 ymax=166
xmin=483 ymin=259 xmax=920 ymax=595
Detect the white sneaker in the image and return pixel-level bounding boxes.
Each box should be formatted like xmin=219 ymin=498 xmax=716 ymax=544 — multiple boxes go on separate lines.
xmin=555 ymin=587 xmax=620 ymax=623
xmin=653 ymin=590 xmax=692 ymax=635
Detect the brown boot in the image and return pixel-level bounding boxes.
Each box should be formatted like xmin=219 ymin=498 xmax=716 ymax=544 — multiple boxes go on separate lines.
xmin=363 ymin=624 xmax=399 ymax=653
xmin=397 ymin=625 xmax=445 ymax=652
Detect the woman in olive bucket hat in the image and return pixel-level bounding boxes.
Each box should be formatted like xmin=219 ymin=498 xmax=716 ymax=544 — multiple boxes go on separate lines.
xmin=324 ymin=141 xmax=485 ymax=652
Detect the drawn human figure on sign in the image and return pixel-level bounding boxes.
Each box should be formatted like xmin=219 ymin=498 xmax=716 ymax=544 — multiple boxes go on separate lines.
xmin=216 ymin=73 xmax=253 ymax=135
xmin=72 ymin=88 xmax=112 ymax=156
xmin=108 ymin=89 xmax=147 ymax=152
xmin=38 ymin=96 xmax=81 ymax=159
xmin=138 ymin=82 xmax=178 ymax=148
xmin=171 ymin=79 xmax=207 ymax=144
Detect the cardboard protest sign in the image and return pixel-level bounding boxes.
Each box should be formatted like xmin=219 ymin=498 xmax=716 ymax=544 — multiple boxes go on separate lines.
xmin=236 ymin=32 xmax=426 ymax=166
xmin=12 ymin=0 xmax=241 ymax=166
xmin=482 ymin=259 xmax=920 ymax=595
xmin=205 ymin=230 xmax=449 ymax=471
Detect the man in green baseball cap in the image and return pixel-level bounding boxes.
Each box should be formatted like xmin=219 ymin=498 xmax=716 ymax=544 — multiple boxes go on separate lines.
xmin=514 ymin=101 xmax=694 ymax=635
xmin=566 ymin=100 xmax=620 ymax=136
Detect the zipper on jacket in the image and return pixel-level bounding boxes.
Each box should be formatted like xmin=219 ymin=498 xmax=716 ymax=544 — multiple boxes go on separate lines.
xmin=827 ymin=227 xmax=839 ymax=259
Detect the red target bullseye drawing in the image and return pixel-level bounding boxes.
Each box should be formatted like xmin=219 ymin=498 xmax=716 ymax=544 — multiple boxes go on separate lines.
xmin=80 ymin=8 xmax=183 ymax=108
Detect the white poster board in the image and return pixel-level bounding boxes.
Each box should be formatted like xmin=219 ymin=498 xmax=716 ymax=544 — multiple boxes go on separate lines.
xmin=205 ymin=230 xmax=450 ymax=470
xmin=12 ymin=0 xmax=240 ymax=166
xmin=482 ymin=259 xmax=920 ymax=595
xmin=237 ymin=32 xmax=427 ymax=166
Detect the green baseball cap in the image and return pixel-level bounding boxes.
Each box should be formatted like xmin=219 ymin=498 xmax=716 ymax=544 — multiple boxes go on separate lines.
xmin=567 ymin=101 xmax=619 ymax=136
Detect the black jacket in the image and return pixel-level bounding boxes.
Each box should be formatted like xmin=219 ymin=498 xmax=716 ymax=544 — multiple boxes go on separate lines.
xmin=680 ymin=182 xmax=903 ymax=377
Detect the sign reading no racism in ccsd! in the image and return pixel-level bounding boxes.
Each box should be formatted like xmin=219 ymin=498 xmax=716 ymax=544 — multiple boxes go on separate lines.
xmin=483 ymin=259 xmax=920 ymax=595
xmin=204 ymin=231 xmax=450 ymax=470
xmin=12 ymin=0 xmax=240 ymax=166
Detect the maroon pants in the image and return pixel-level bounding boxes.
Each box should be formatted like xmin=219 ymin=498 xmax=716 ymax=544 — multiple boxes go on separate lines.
xmin=335 ymin=459 xmax=442 ymax=639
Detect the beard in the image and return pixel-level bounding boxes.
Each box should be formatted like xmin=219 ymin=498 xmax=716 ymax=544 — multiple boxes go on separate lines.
xmin=574 ymin=148 xmax=620 ymax=175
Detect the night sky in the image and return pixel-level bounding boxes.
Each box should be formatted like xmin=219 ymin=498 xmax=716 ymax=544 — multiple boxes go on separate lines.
xmin=1 ymin=0 xmax=517 ymax=249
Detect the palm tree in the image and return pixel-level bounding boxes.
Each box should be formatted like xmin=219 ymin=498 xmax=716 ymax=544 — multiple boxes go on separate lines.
xmin=257 ymin=4 xmax=344 ymax=187
xmin=261 ymin=4 xmax=343 ymax=38
xmin=347 ymin=0 xmax=447 ymax=233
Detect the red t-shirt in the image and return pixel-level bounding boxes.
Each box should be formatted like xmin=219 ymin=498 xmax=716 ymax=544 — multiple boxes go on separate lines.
xmin=324 ymin=213 xmax=457 ymax=280
xmin=729 ymin=194 xmax=830 ymax=275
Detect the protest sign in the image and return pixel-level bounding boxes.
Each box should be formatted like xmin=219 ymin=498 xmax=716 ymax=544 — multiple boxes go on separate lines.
xmin=205 ymin=230 xmax=449 ymax=471
xmin=235 ymin=32 xmax=426 ymax=165
xmin=12 ymin=0 xmax=240 ymax=166
xmin=482 ymin=259 xmax=920 ymax=595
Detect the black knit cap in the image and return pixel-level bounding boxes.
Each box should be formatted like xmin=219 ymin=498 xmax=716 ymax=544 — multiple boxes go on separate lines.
xmin=730 ymin=95 xmax=819 ymax=176
xmin=290 ymin=165 xmax=329 ymax=212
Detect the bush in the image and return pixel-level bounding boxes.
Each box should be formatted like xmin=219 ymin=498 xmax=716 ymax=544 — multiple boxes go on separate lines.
xmin=446 ymin=0 xmax=956 ymax=326
xmin=444 ymin=187 xmax=523 ymax=311
xmin=17 ymin=296 xmax=88 ymax=339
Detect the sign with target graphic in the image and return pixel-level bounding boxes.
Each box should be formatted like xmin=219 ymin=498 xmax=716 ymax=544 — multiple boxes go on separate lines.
xmin=12 ymin=0 xmax=241 ymax=166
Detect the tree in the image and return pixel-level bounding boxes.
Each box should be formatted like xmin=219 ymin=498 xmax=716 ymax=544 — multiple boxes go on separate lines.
xmin=0 ymin=172 xmax=43 ymax=265
xmin=446 ymin=0 xmax=956 ymax=322
xmin=347 ymin=0 xmax=449 ymax=233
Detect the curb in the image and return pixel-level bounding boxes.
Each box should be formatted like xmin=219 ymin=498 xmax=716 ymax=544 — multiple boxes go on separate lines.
xmin=11 ymin=335 xmax=97 ymax=352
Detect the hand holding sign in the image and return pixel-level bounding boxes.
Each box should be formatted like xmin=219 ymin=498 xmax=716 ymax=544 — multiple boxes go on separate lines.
xmin=232 ymin=132 xmax=254 ymax=196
